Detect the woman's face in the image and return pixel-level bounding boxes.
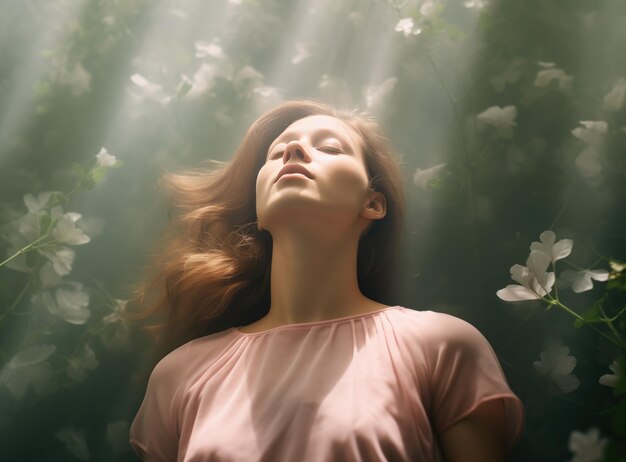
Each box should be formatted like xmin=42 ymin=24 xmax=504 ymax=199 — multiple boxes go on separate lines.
xmin=256 ymin=115 xmax=372 ymax=233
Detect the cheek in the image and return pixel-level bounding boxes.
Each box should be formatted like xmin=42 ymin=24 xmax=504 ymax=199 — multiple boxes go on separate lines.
xmin=256 ymin=166 xmax=271 ymax=193
xmin=323 ymin=160 xmax=369 ymax=193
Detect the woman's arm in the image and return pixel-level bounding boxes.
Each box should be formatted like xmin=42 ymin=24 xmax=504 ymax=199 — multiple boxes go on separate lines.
xmin=438 ymin=399 xmax=507 ymax=462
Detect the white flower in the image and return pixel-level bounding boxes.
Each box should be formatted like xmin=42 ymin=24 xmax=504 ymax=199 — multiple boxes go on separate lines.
xmin=364 ymin=77 xmax=397 ymax=109
xmin=66 ymin=344 xmax=99 ymax=383
xmin=39 ymin=261 xmax=63 ymax=288
xmin=529 ymin=230 xmax=573 ymax=263
xmin=291 ymin=42 xmax=310 ymax=64
xmin=420 ymin=0 xmax=437 ymax=16
xmin=130 ymin=73 xmax=171 ymax=105
xmin=106 ymin=421 xmax=130 ymax=453
xmin=572 ymin=121 xmax=608 ymax=147
xmin=33 ymin=282 xmax=91 ymax=325
xmin=39 ymin=246 xmax=76 ymax=276
xmin=567 ymin=428 xmax=607 ymax=462
xmin=464 ymin=0 xmax=488 ymax=8
xmin=102 ymin=299 xmax=129 ymax=325
xmin=610 ymin=260 xmax=626 ymax=272
xmin=101 ymin=300 xmax=132 ymax=351
xmin=19 ymin=210 xmax=44 ymax=239
xmin=2 ymin=204 xmax=88 ymax=276
xmin=497 ymin=250 xmax=555 ymax=301
xmin=477 ymin=105 xmax=517 ymax=138
xmin=534 ymin=63 xmax=573 ymax=92
xmin=599 ymin=359 xmax=622 ymax=388
xmin=252 ymin=85 xmax=281 ymax=100
xmin=395 ymin=18 xmax=421 ymax=37
xmin=50 ymin=213 xmax=90 ymax=245
xmin=23 ymin=191 xmax=58 ymax=213
xmin=533 ymin=341 xmax=580 ymax=393
xmin=96 ymin=147 xmax=117 ymax=167
xmin=0 ymin=344 xmax=56 ymax=400
xmin=194 ymin=40 xmax=225 ymax=59
xmin=603 ymin=77 xmax=626 ymax=112
xmin=233 ymin=65 xmax=265 ymax=98
xmin=182 ymin=63 xmax=223 ymax=99
xmin=413 ymin=163 xmax=446 ymax=190
xmin=55 ymin=427 xmax=91 ymax=461
xmin=561 ymin=268 xmax=609 ymax=293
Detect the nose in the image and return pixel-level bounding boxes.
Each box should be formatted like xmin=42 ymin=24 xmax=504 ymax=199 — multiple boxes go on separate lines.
xmin=283 ymin=140 xmax=310 ymax=163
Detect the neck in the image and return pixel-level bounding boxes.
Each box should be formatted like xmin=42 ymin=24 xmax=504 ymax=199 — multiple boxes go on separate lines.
xmin=258 ymin=222 xmax=381 ymax=328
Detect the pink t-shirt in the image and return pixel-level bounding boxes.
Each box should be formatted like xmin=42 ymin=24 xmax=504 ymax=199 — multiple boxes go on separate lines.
xmin=129 ymin=306 xmax=524 ymax=461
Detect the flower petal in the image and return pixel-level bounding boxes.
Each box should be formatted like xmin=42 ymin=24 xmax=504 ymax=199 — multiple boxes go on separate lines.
xmin=497 ymin=284 xmax=541 ymax=301
xmin=562 ymin=270 xmax=593 ymax=293
xmin=588 ymin=269 xmax=609 ymax=282
xmin=527 ymin=250 xmax=551 ymax=278
xmin=552 ymin=238 xmax=573 ymax=261
xmin=9 ymin=344 xmax=57 ymax=368
xmin=553 ymin=373 xmax=580 ymax=393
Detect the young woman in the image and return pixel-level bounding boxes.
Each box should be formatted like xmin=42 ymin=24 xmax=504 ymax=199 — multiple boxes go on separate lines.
xmin=128 ymin=99 xmax=524 ymax=461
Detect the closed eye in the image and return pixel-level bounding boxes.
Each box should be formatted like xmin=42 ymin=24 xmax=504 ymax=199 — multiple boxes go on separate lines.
xmin=318 ymin=146 xmax=342 ymax=153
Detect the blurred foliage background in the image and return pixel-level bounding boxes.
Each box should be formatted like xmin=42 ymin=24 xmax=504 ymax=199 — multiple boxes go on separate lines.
xmin=1 ymin=0 xmax=625 ymax=460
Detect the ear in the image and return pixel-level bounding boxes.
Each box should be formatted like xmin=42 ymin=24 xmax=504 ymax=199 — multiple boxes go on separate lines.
xmin=361 ymin=191 xmax=387 ymax=220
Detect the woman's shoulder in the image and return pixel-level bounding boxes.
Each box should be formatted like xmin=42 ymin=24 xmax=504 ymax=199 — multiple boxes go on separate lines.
xmin=391 ymin=306 xmax=490 ymax=347
xmin=151 ymin=329 xmax=236 ymax=381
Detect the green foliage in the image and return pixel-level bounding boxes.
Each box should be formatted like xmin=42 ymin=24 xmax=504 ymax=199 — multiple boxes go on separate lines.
xmin=1 ymin=0 xmax=625 ymax=460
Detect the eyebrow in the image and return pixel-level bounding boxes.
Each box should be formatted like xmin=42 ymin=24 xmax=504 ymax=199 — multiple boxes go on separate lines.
xmin=268 ymin=127 xmax=354 ymax=154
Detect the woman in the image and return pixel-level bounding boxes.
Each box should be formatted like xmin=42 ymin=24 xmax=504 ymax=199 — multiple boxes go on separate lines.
xmin=127 ymin=99 xmax=524 ymax=461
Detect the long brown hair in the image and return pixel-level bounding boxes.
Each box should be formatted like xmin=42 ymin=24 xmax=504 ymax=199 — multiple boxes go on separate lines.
xmin=123 ymin=99 xmax=407 ymax=373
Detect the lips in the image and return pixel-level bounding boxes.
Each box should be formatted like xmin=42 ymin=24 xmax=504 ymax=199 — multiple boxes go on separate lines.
xmin=275 ymin=164 xmax=314 ymax=183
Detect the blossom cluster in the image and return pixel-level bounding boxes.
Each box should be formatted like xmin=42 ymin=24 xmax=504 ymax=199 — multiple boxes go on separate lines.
xmin=496 ymin=230 xmax=609 ymax=301
xmin=0 ymin=148 xmax=131 ymax=402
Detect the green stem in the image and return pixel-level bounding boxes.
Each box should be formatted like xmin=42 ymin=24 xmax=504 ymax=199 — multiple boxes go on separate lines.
xmin=552 ymin=262 xmax=559 ymax=301
xmin=548 ymin=192 xmax=572 ymax=231
xmin=425 ymin=51 xmax=483 ymax=295
xmin=477 ymin=135 xmax=497 ymax=163
xmin=453 ymin=46 xmax=506 ymax=104
xmin=20 ymin=319 xmax=59 ymax=349
xmin=600 ymin=305 xmax=626 ymax=346
xmin=548 ymin=298 xmax=626 ymax=350
xmin=0 ymin=233 xmax=49 ymax=268
xmin=498 ymin=310 xmax=534 ymax=353
xmin=0 ymin=270 xmax=38 ymax=325
xmin=554 ymin=395 xmax=602 ymax=411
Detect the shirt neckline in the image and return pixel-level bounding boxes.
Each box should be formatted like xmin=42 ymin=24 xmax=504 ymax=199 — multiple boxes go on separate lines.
xmin=234 ymin=305 xmax=401 ymax=336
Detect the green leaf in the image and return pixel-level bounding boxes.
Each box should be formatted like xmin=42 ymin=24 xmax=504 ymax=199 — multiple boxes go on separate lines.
xmin=175 ymin=80 xmax=192 ymax=99
xmin=605 ymin=439 xmax=626 ymax=462
xmin=39 ymin=213 xmax=52 ymax=233
xmin=611 ymin=397 xmax=626 ymax=437
xmin=607 ymin=275 xmax=626 ymax=292
xmin=71 ymin=162 xmax=85 ymax=179
xmin=574 ymin=300 xmax=605 ymax=328
xmin=91 ymin=166 xmax=107 ymax=184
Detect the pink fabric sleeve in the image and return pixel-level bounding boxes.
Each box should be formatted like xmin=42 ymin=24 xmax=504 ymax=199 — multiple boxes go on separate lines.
xmin=425 ymin=314 xmax=525 ymax=448
xmin=129 ymin=343 xmax=189 ymax=462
